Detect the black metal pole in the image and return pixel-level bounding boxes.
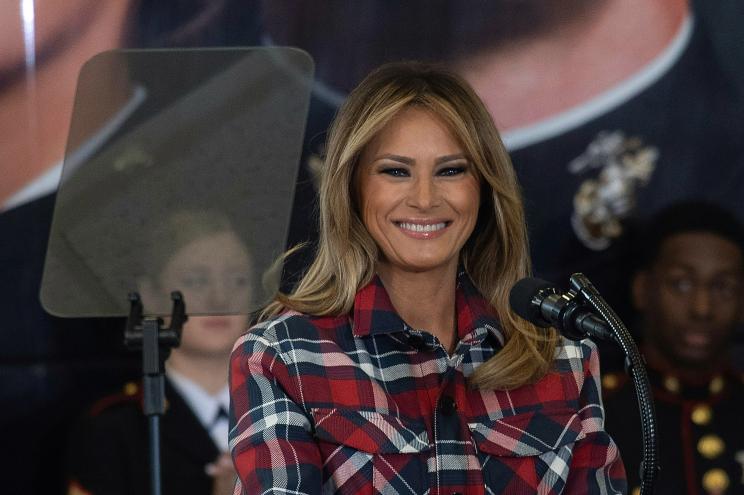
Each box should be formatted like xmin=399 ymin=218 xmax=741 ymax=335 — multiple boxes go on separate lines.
xmin=125 ymin=292 xmax=184 ymax=495
xmin=142 ymin=318 xmax=166 ymax=495
xmin=148 ymin=415 xmax=162 ymax=495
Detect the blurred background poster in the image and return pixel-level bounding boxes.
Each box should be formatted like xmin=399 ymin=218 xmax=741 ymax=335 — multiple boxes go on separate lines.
xmin=1 ymin=1 xmax=742 ymax=492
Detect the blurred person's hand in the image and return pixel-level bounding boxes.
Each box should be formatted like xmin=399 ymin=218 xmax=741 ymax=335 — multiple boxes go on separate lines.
xmin=206 ymin=453 xmax=237 ymax=495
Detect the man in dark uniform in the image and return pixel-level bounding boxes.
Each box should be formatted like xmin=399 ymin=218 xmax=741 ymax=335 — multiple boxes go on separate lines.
xmin=66 ymin=380 xmax=232 ymax=495
xmin=603 ymin=201 xmax=744 ymax=495
xmin=64 ymin=209 xmax=251 ymax=495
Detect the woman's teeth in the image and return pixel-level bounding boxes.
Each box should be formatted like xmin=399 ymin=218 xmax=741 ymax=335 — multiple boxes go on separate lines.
xmin=397 ymin=222 xmax=446 ymax=232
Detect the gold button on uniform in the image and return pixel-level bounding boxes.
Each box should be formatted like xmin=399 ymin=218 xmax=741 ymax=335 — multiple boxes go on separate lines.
xmin=602 ymin=373 xmax=620 ymax=391
xmin=702 ymin=468 xmax=729 ymax=493
xmin=663 ymin=376 xmax=680 ymax=393
xmin=630 ymin=487 xmax=640 ymax=495
xmin=123 ymin=382 xmax=139 ymax=396
xmin=691 ymin=404 xmax=713 ymax=426
xmin=709 ymin=376 xmax=724 ymax=394
xmin=698 ymin=434 xmax=725 ymax=459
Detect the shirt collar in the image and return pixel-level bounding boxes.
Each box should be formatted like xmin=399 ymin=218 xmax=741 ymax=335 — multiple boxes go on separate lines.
xmin=351 ymin=274 xmax=406 ymax=337
xmin=166 ymin=368 xmax=230 ymax=428
xmin=352 ymin=270 xmax=504 ymax=345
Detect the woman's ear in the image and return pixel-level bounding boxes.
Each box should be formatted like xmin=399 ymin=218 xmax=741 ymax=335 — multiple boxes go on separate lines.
xmin=631 ymin=271 xmax=650 ymax=312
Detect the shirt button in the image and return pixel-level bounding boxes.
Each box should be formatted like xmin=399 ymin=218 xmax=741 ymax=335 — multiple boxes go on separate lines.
xmin=440 ymin=395 xmax=457 ymax=416
xmin=451 ymin=492 xmax=463 ymax=495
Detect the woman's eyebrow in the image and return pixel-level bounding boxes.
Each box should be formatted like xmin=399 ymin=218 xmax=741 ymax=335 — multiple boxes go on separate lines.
xmin=435 ymin=154 xmax=468 ymax=164
xmin=373 ymin=153 xmax=467 ymax=165
xmin=374 ymin=153 xmax=413 ymax=164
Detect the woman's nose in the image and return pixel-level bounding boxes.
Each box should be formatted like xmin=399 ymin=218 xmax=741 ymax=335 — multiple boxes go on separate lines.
xmin=407 ymin=176 xmax=439 ymax=209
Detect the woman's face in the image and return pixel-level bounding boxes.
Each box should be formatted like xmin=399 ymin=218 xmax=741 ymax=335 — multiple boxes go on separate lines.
xmin=155 ymin=230 xmax=252 ymax=358
xmin=356 ymin=106 xmax=481 ymax=276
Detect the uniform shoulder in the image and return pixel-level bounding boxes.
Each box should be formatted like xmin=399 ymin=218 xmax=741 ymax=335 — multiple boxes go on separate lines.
xmin=86 ymin=381 xmax=143 ymax=418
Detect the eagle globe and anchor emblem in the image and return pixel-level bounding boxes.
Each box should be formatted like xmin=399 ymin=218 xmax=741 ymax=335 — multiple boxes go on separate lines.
xmin=569 ymin=130 xmax=659 ymax=250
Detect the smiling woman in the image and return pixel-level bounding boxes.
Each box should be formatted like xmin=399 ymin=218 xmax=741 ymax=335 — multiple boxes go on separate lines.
xmin=356 ymin=107 xmax=480 ymax=300
xmin=229 ymin=61 xmax=627 ymax=494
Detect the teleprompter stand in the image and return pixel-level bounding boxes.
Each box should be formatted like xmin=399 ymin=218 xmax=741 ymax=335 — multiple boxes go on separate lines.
xmin=124 ymin=291 xmax=187 ymax=495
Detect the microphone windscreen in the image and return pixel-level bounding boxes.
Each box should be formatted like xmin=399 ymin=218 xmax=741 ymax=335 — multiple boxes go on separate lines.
xmin=509 ymin=277 xmax=555 ymax=327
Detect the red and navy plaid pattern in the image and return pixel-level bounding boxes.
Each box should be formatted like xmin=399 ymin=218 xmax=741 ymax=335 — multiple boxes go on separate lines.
xmin=229 ymin=273 xmax=626 ymax=494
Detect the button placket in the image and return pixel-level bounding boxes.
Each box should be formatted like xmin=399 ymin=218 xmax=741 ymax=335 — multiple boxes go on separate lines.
xmin=430 ymin=355 xmax=469 ymax=492
xmin=440 ymin=395 xmax=457 ymax=416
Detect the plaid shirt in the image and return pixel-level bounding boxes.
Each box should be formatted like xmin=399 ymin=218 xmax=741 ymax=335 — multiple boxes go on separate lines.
xmin=229 ymin=273 xmax=626 ymax=494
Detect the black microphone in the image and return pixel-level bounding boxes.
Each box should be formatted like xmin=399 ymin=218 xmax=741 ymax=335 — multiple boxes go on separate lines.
xmin=509 ymin=277 xmax=617 ymax=342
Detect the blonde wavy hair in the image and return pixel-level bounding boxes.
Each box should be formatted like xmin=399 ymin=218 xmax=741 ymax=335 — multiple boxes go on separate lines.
xmin=263 ymin=61 xmax=557 ymax=390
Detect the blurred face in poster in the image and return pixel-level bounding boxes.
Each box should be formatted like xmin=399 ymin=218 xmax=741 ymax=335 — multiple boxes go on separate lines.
xmin=1 ymin=0 xmax=261 ymax=210
xmin=261 ymin=0 xmax=686 ymax=130
xmin=0 ymin=0 xmax=133 ymax=207
xmin=0 ymin=1 xmax=116 ymax=79
xmin=260 ymin=0 xmax=600 ymax=88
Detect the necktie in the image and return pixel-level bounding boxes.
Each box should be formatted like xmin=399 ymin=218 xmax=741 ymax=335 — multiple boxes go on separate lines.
xmin=210 ymin=407 xmax=229 ymax=452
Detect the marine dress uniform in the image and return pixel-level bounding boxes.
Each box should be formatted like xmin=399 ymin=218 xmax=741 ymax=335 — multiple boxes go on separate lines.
xmin=67 ymin=375 xmax=228 ymax=495
xmin=603 ymin=367 xmax=744 ymax=494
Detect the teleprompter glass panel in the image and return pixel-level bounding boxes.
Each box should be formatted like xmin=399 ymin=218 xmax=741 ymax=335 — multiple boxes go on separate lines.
xmin=41 ymin=47 xmax=313 ymax=317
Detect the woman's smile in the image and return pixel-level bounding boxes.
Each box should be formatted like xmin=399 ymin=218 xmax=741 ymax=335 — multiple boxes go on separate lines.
xmin=394 ymin=219 xmax=450 ymax=238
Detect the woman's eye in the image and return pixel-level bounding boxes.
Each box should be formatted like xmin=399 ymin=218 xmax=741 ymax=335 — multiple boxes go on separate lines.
xmin=381 ymin=167 xmax=409 ymax=177
xmin=438 ymin=166 xmax=466 ymax=177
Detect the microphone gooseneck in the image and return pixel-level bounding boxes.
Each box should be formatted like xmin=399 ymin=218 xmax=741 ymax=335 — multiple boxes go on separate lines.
xmin=510 ymin=274 xmax=659 ymax=495
xmin=568 ymin=274 xmax=659 ymax=494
